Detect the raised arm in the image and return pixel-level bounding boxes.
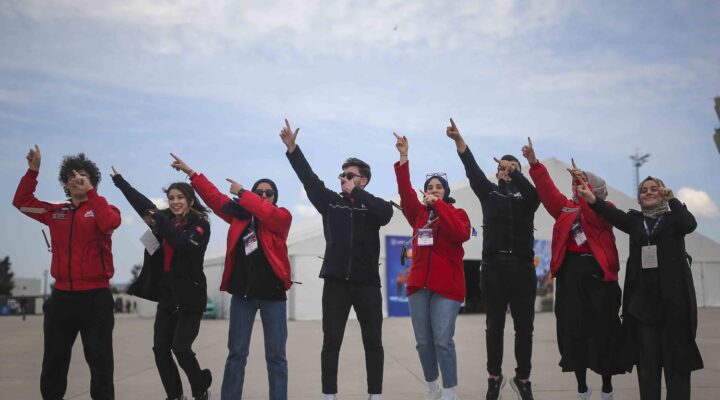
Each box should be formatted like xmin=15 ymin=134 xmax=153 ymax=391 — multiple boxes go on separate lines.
xmin=13 ymin=145 xmax=52 ymax=225
xmin=111 ymin=168 xmax=157 ymax=218
xmin=523 ymin=137 xmax=568 ymax=219
xmin=393 ymin=132 xmax=423 ymax=225
xmin=666 ymin=191 xmax=697 ymax=235
xmin=447 ymin=119 xmax=496 ymax=199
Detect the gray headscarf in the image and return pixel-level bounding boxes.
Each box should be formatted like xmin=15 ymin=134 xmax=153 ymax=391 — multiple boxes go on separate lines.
xmin=573 ymin=171 xmax=607 ymax=203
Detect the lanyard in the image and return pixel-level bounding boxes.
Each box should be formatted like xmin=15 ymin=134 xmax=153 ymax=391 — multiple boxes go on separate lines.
xmin=643 ymin=216 xmax=663 ymax=245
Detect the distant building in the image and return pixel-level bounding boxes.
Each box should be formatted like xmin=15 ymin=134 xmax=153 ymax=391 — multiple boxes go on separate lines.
xmin=11 ymin=277 xmax=42 ymax=296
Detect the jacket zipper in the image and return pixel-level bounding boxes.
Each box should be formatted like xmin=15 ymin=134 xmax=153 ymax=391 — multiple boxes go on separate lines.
xmin=423 ymin=226 xmax=439 ymax=288
xmin=68 ymin=208 xmax=76 ymax=291
xmin=346 ymin=209 xmax=354 ymax=280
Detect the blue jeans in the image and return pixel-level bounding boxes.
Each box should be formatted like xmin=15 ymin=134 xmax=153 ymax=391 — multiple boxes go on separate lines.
xmin=221 ymin=296 xmax=288 ymax=400
xmin=408 ymin=289 xmax=462 ymax=388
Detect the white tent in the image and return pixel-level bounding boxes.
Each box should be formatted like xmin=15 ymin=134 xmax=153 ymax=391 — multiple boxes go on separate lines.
xmin=201 ymin=158 xmax=720 ymax=320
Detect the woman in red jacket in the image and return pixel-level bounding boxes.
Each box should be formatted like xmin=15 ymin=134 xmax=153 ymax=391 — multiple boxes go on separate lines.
xmin=170 ymin=154 xmax=292 ymax=400
xmin=393 ymin=133 xmax=471 ymax=400
xmin=522 ymin=138 xmax=622 ymax=400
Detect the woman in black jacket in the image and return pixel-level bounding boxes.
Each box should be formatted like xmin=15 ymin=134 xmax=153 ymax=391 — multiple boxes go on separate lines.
xmin=111 ymin=167 xmax=213 ymax=400
xmin=578 ymin=176 xmax=703 ymax=400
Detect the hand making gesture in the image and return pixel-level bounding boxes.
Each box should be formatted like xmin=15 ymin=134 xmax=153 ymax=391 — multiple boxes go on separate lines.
xmin=26 ymin=144 xmax=41 ymax=172
xmin=225 ymin=178 xmax=244 ymax=196
xmin=521 ymin=137 xmax=537 ymax=165
xmin=280 ymin=118 xmax=300 ymax=153
xmin=170 ymin=153 xmax=195 ymax=176
xmin=394 ymin=132 xmax=409 ymax=164
xmin=446 ymin=118 xmax=467 ymax=152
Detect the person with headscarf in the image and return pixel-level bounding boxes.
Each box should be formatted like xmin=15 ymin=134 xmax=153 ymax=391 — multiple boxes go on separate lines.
xmin=169 ymin=154 xmax=293 ymax=400
xmin=522 ymin=138 xmax=622 ymax=400
xmin=393 ymin=133 xmax=471 ymax=400
xmin=446 ymin=119 xmax=540 ymax=400
xmin=579 ymin=176 xmax=703 ymax=400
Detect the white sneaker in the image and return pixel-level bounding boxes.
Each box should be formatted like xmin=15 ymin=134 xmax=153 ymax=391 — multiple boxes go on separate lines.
xmin=425 ymin=387 xmax=442 ymax=400
xmin=323 ymin=395 xmax=337 ymax=400
xmin=577 ymin=385 xmax=592 ymax=400
xmin=600 ymin=390 xmax=614 ymax=400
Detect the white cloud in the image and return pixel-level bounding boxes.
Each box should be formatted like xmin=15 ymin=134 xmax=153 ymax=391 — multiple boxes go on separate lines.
xmin=293 ymin=204 xmax=319 ymax=219
xmin=678 ymin=188 xmax=720 ymax=219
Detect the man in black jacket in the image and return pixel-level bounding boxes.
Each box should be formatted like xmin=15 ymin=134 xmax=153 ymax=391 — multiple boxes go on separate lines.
xmin=447 ymin=119 xmax=540 ymax=400
xmin=280 ymin=119 xmax=393 ymax=400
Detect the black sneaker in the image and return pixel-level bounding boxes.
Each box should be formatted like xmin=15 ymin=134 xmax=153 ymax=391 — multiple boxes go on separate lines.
xmin=193 ymin=369 xmax=212 ymax=400
xmin=510 ymin=377 xmax=534 ymax=400
xmin=486 ymin=375 xmax=506 ymax=400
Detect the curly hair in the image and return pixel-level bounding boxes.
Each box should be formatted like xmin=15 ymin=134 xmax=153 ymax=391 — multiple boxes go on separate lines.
xmin=58 ymin=153 xmax=101 ymax=197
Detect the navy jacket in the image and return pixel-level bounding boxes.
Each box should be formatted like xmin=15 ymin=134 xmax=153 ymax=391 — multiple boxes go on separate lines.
xmin=287 ymin=146 xmax=393 ymax=286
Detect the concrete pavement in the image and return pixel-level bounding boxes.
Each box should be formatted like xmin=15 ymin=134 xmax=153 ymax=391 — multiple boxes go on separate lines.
xmin=1 ymin=309 xmax=719 ymax=399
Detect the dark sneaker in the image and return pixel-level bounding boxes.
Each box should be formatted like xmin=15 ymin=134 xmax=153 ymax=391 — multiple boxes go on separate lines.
xmin=486 ymin=375 xmax=506 ymax=400
xmin=193 ymin=369 xmax=212 ymax=400
xmin=510 ymin=377 xmax=534 ymax=400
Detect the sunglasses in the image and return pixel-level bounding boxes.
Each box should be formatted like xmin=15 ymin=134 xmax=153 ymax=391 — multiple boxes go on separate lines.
xmin=254 ymin=189 xmax=275 ymax=197
xmin=339 ymin=172 xmax=365 ymax=180
xmin=425 ymin=172 xmax=448 ymax=181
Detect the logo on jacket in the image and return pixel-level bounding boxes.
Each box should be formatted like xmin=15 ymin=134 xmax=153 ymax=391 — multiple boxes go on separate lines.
xmin=84 ymin=210 xmax=95 ymax=218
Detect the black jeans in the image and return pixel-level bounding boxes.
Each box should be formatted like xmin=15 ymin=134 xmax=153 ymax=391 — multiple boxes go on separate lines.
xmin=481 ymin=256 xmax=537 ymax=379
xmin=321 ymin=279 xmax=384 ymax=394
xmin=635 ymin=322 xmax=691 ymax=400
xmin=154 ymin=299 xmax=206 ymax=398
xmin=41 ymin=288 xmax=115 ymax=400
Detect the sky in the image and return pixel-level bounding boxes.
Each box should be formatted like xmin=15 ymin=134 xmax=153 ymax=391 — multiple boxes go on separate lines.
xmin=1 ymin=0 xmax=719 ymax=287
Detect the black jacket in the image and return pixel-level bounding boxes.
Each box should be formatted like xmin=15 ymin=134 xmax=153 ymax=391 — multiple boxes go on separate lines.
xmin=112 ymin=175 xmax=210 ymax=312
xmin=458 ymin=146 xmax=539 ymax=261
xmin=287 ymin=146 xmax=393 ymax=286
xmin=591 ymin=197 xmax=703 ymax=372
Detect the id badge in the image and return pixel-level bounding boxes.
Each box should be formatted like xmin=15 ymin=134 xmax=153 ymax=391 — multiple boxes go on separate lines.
xmin=641 ymin=245 xmax=659 ymax=269
xmin=139 ymin=229 xmax=161 ymax=255
xmin=417 ymin=228 xmax=434 ymax=246
xmin=573 ymin=229 xmax=587 ymax=246
xmin=243 ymin=230 xmax=259 ymax=255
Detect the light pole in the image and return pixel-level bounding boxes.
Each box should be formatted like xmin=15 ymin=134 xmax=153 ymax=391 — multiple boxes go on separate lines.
xmin=630 ymin=149 xmax=650 ymax=192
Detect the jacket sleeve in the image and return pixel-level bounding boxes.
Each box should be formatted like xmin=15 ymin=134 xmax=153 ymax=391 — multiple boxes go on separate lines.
xmin=350 ymin=186 xmax=393 ymax=226
xmin=589 ymin=197 xmax=635 ymax=234
xmin=577 ymin=194 xmax=612 ymax=231
xmin=432 ymin=200 xmax=472 ymax=244
xmin=509 ymin=169 xmax=540 ymax=212
xmin=457 ymin=146 xmax=496 ymax=200
xmin=12 ymin=169 xmax=52 ymax=225
xmin=286 ymin=146 xmax=339 ymax=215
xmin=238 ymin=191 xmax=292 ymax=237
xmin=85 ymin=189 xmax=121 ymax=234
xmin=153 ymin=213 xmax=211 ymax=253
xmin=668 ymin=198 xmax=697 ymax=235
xmin=394 ymin=161 xmax=423 ymax=227
xmin=189 ymin=173 xmax=235 ymax=224
xmin=112 ymin=174 xmax=157 ymax=218
xmin=528 ymin=162 xmax=568 ymax=219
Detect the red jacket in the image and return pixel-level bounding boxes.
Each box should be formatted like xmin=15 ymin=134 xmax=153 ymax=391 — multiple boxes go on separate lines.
xmin=13 ymin=169 xmax=121 ymax=291
xmin=528 ymin=162 xmax=619 ymax=281
xmin=190 ymin=173 xmax=293 ymax=291
xmin=395 ymin=161 xmax=471 ymax=302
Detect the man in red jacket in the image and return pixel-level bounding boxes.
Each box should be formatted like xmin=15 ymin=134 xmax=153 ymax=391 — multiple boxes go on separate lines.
xmin=13 ymin=145 xmax=121 ymax=400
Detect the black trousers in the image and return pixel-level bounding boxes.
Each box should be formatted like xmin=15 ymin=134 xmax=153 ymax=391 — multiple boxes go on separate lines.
xmin=635 ymin=322 xmax=691 ymax=400
xmin=40 ymin=288 xmax=115 ymax=400
xmin=481 ymin=255 xmax=537 ymax=379
xmin=321 ymin=279 xmax=384 ymax=394
xmin=554 ymin=253 xmax=622 ymax=375
xmin=154 ymin=299 xmax=206 ymax=398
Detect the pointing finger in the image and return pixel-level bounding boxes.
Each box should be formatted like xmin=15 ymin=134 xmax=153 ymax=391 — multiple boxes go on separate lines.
xmin=285 ymin=118 xmax=291 ymax=132
xmin=450 ymin=118 xmax=457 ymax=129
xmin=225 ymin=178 xmax=239 ymax=185
xmin=527 ymin=137 xmax=533 ymax=148
xmin=571 ymin=158 xmax=577 ymax=169
xmin=493 ymin=157 xmax=501 ymax=164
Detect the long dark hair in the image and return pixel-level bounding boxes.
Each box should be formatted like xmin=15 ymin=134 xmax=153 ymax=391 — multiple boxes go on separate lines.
xmin=163 ymin=182 xmax=209 ymax=222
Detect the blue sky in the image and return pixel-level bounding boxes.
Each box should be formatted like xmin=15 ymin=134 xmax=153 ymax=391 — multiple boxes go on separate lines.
xmin=1 ymin=0 xmax=719 ymax=285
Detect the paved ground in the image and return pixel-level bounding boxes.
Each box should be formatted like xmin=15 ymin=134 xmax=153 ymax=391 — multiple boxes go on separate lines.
xmin=1 ymin=308 xmax=719 ymax=399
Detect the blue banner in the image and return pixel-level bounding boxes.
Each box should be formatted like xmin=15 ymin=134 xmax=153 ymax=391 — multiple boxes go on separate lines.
xmin=385 ymin=235 xmax=412 ymax=317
